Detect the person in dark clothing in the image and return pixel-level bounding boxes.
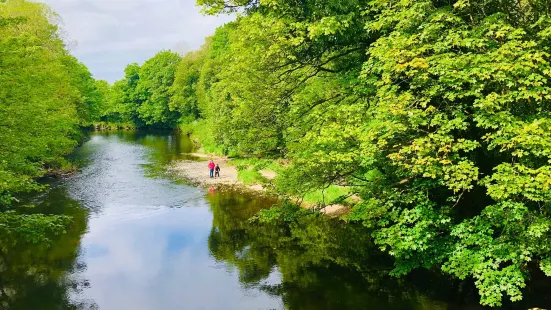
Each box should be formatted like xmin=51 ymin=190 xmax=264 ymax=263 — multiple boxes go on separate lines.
xmin=215 ymin=164 xmax=221 ymax=178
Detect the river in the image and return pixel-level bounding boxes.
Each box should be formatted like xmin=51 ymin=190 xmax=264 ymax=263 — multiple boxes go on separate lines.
xmin=4 ymin=131 xmax=550 ymax=310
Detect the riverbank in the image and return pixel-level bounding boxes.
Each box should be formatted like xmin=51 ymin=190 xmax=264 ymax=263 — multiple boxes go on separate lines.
xmin=167 ymin=156 xmax=257 ymax=189
xmin=167 ymin=155 xmax=351 ymax=217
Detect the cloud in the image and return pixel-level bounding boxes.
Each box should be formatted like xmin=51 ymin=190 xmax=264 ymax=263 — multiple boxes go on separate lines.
xmin=41 ymin=0 xmax=233 ymax=82
xmin=77 ymin=206 xmax=283 ymax=310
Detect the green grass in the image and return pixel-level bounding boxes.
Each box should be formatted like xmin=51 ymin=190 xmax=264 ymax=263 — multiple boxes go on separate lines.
xmin=237 ymin=169 xmax=267 ymax=185
xmin=229 ymin=157 xmax=282 ymax=172
xmin=229 ymin=157 xmax=284 ymax=186
xmin=302 ymin=185 xmax=351 ymax=206
xmin=179 ymin=120 xmax=225 ymax=155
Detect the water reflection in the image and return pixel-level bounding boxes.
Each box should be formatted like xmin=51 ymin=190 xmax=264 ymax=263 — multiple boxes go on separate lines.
xmin=3 ymin=131 xmax=550 ymax=310
xmin=206 ymin=193 xmax=485 ymax=310
xmin=1 ymin=185 xmax=94 ymax=310
xmin=205 ymin=191 xmax=551 ymax=309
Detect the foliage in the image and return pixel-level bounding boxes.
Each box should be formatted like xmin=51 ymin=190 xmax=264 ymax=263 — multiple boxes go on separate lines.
xmin=228 ymin=157 xmax=280 ymax=172
xmin=207 ymin=192 xmax=519 ymax=309
xmin=187 ymin=0 xmax=551 ymax=306
xmin=0 ymin=0 xmax=96 ymax=205
xmin=15 ymin=0 xmax=548 ymax=305
xmin=0 ymin=1 xmax=95 ymax=306
xmin=252 ymin=202 xmax=310 ymax=224
xmin=136 ymin=51 xmax=182 ymax=127
xmin=237 ymin=169 xmax=266 ymax=185
xmin=179 ymin=119 xmax=226 ymax=155
xmin=98 ymin=51 xmax=183 ymax=129
xmin=170 ymin=44 xmax=209 ymax=122
xmin=302 ymin=185 xmax=351 ymax=207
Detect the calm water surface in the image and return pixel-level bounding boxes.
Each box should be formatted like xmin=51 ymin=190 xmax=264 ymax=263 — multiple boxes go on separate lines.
xmin=5 ymin=131 xmax=550 ymax=310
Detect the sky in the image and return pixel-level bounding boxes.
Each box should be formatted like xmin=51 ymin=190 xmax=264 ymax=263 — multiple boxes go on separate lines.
xmin=41 ymin=0 xmax=233 ymax=83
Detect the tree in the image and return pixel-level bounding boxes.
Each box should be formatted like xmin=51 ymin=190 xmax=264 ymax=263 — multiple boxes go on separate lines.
xmin=63 ymin=55 xmax=104 ymax=125
xmin=0 ymin=2 xmax=96 ymax=304
xmin=196 ymin=0 xmax=551 ymax=305
xmin=137 ymin=51 xmax=182 ymax=128
xmin=0 ymin=0 xmax=88 ymax=204
xmin=170 ymin=43 xmax=210 ymax=123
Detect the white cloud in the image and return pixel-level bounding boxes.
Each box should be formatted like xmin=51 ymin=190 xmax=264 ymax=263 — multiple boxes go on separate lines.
xmin=41 ymin=0 xmax=233 ymax=82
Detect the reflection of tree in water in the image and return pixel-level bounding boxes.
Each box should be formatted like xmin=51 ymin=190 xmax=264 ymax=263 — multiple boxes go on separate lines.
xmin=101 ymin=130 xmax=196 ymax=178
xmin=208 ymin=191 xmax=278 ymax=285
xmin=206 ymin=192 xmax=519 ymax=310
xmin=1 ymin=185 xmax=96 ymax=310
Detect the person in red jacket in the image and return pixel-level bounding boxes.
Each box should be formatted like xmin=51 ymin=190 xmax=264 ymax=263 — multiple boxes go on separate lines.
xmin=208 ymin=160 xmax=215 ymax=178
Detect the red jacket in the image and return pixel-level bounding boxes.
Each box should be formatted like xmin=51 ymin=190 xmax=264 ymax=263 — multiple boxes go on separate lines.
xmin=208 ymin=162 xmax=215 ymax=170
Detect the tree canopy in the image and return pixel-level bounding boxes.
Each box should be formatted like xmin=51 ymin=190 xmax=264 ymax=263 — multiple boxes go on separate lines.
xmin=0 ymin=0 xmax=99 ymax=306
xmin=170 ymin=0 xmax=551 ymax=305
xmin=3 ymin=0 xmax=551 ymax=306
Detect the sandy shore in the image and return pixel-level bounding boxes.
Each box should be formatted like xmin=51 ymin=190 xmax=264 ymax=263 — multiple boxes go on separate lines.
xmin=167 ymin=157 xmax=267 ymax=193
xmin=168 ymin=158 xmax=239 ymax=186
xmin=168 ymin=156 xmax=350 ymax=216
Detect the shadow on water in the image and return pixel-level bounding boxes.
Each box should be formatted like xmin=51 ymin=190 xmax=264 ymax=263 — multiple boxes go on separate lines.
xmin=205 ymin=187 xmax=551 ymax=310
xmin=2 ymin=131 xmax=550 ymax=310
xmin=1 ymin=184 xmax=96 ymax=310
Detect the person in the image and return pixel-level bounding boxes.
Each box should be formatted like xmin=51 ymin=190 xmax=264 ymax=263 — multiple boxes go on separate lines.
xmin=208 ymin=160 xmax=215 ymax=178
xmin=215 ymin=164 xmax=220 ymax=178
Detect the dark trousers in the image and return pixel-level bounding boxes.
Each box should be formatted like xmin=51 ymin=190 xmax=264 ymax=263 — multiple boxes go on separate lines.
xmin=215 ymin=171 xmax=220 ymax=177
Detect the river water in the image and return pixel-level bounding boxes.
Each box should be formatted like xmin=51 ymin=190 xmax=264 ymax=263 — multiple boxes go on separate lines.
xmin=4 ymin=131 xmax=550 ymax=310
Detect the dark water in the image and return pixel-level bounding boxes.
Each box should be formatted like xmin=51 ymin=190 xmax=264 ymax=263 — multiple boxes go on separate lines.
xmin=3 ymin=131 xmax=550 ymax=310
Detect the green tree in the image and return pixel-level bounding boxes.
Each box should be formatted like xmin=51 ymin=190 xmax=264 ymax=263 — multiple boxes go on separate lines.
xmin=63 ymin=55 xmax=104 ymax=125
xmin=137 ymin=51 xmax=182 ymax=128
xmin=197 ymin=0 xmax=551 ymax=305
xmin=119 ymin=63 xmax=144 ymax=127
xmin=170 ymin=43 xmax=210 ymax=123
xmin=0 ymin=0 xmax=96 ymax=306
xmin=93 ymin=79 xmax=113 ymax=122
xmin=0 ymin=0 xmax=89 ymax=203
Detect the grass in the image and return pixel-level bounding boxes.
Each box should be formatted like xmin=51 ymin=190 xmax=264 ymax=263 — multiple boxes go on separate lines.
xmin=229 ymin=157 xmax=283 ymax=186
xmin=302 ymin=185 xmax=351 ymax=206
xmin=229 ymin=157 xmax=282 ymax=172
xmin=237 ymin=169 xmax=267 ymax=185
xmin=179 ymin=120 xmax=225 ymax=155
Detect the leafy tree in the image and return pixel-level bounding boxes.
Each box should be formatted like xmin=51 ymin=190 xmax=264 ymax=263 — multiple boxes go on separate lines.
xmin=93 ymin=79 xmax=113 ymax=122
xmin=199 ymin=19 xmax=289 ymax=155
xmin=170 ymin=43 xmax=210 ymax=123
xmin=118 ymin=63 xmax=145 ymax=127
xmin=63 ymin=55 xmax=104 ymax=125
xmin=0 ymin=0 xmax=89 ymax=203
xmin=0 ymin=0 xmax=96 ymax=306
xmin=196 ymin=0 xmax=551 ymax=305
xmin=344 ymin=0 xmax=551 ymax=305
xmin=136 ymin=51 xmax=182 ymax=128
xmin=101 ymin=52 xmax=183 ymax=129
